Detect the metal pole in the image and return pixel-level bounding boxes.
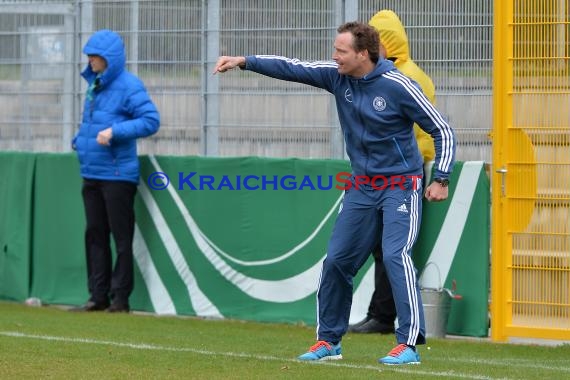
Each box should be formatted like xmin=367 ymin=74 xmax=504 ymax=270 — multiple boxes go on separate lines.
xmin=62 ymin=13 xmax=75 ymax=151
xmin=330 ymin=0 xmax=360 ymax=159
xmin=202 ymin=0 xmax=220 ymax=156
xmin=129 ymin=0 xmax=139 ymax=76
xmin=78 ymin=0 xmax=93 ymax=116
xmin=344 ymin=0 xmax=358 ymax=22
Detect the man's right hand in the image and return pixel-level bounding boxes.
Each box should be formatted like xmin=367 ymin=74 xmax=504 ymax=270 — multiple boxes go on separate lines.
xmin=424 ymin=181 xmax=449 ymax=202
xmin=213 ymin=56 xmax=246 ymax=74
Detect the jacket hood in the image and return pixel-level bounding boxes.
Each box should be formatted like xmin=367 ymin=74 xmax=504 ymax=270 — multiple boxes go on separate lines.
xmin=82 ymin=29 xmax=125 ymax=83
xmin=356 ymin=58 xmax=395 ymax=82
xmin=368 ymin=10 xmax=409 ymax=63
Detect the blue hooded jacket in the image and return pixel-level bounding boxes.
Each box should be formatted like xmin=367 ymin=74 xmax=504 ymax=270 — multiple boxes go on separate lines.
xmin=73 ymin=29 xmax=160 ymax=184
xmin=244 ymin=55 xmax=455 ymax=180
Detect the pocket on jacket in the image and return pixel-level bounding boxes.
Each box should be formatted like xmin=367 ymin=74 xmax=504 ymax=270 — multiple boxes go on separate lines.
xmin=392 ymin=137 xmax=410 ymax=168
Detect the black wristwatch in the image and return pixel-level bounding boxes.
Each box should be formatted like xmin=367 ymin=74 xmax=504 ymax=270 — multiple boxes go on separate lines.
xmin=434 ymin=178 xmax=449 ymax=187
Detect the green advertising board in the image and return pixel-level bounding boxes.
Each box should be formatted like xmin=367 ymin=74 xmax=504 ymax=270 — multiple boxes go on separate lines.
xmin=1 ymin=153 xmax=489 ymax=337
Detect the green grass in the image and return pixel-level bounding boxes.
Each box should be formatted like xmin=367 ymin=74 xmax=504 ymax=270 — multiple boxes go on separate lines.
xmin=1 ymin=301 xmax=569 ymax=379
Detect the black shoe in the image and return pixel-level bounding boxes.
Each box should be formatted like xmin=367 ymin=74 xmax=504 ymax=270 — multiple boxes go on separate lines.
xmin=69 ymin=300 xmax=109 ymax=312
xmin=107 ymin=303 xmax=130 ymax=313
xmin=348 ymin=316 xmax=373 ymax=332
xmin=348 ymin=318 xmax=394 ymax=334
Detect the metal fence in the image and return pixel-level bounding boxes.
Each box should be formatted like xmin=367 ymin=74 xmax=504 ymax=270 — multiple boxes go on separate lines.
xmin=0 ymin=0 xmax=493 ymax=162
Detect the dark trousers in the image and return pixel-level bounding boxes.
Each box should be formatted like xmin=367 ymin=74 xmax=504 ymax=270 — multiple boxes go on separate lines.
xmin=368 ymin=247 xmax=397 ymax=325
xmin=82 ymin=179 xmax=137 ymax=306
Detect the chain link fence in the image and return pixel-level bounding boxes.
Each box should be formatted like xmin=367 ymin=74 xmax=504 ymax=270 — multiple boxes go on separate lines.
xmin=0 ymin=0 xmax=492 ymax=162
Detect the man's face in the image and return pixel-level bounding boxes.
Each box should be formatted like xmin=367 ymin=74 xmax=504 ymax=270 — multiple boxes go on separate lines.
xmin=88 ymin=55 xmax=107 ymax=73
xmin=332 ymin=32 xmax=363 ymax=77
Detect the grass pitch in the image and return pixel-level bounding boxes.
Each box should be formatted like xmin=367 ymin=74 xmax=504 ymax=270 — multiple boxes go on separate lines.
xmin=1 ymin=301 xmax=569 ymax=379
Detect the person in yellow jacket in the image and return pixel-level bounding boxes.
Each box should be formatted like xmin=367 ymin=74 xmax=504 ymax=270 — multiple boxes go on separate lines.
xmin=375 ymin=9 xmax=436 ymax=162
xmin=349 ymin=9 xmax=437 ymax=334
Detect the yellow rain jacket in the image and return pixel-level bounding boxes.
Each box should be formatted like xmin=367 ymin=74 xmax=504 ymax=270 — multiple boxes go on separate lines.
xmin=369 ymin=10 xmax=436 ymax=162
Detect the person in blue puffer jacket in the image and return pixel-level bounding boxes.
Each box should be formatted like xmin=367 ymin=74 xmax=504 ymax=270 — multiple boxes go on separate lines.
xmin=71 ymin=29 xmax=160 ymax=314
xmin=214 ymin=22 xmax=455 ymax=365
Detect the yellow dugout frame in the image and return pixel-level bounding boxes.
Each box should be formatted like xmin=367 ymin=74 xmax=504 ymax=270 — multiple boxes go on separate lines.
xmin=492 ymin=0 xmax=570 ymax=341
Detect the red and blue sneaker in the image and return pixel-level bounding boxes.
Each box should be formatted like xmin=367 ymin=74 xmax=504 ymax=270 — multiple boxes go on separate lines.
xmin=297 ymin=340 xmax=342 ymax=361
xmin=379 ymin=343 xmax=421 ymax=365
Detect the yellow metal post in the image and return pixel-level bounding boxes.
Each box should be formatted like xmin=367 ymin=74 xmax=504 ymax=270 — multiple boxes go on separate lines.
xmin=491 ymin=0 xmax=512 ymax=342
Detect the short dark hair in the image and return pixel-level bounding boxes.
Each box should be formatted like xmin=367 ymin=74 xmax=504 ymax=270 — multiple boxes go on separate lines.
xmin=337 ymin=21 xmax=380 ymax=64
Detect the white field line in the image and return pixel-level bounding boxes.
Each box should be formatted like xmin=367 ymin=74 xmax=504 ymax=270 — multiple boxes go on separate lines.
xmin=436 ymin=357 xmax=570 ymax=373
xmin=1 ymin=331 xmax=506 ymax=379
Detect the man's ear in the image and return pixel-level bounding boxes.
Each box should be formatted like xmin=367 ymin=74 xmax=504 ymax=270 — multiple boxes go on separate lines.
xmin=379 ymin=43 xmax=387 ymax=59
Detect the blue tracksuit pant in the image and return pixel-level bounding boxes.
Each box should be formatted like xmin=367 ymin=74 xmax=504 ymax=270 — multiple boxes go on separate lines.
xmin=316 ymin=176 xmax=426 ymax=346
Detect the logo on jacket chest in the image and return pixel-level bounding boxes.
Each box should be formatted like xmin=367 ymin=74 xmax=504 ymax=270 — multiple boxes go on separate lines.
xmin=344 ymin=88 xmax=353 ymax=103
xmin=344 ymin=90 xmax=386 ymax=112
xmin=373 ymin=96 xmax=386 ymax=111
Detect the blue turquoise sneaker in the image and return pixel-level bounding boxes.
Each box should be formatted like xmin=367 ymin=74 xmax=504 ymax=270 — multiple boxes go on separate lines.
xmin=378 ymin=344 xmax=421 ymax=365
xmin=297 ymin=340 xmax=342 ymax=361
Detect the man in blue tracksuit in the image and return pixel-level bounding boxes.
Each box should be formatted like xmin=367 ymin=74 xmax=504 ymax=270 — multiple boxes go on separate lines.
xmin=214 ymin=21 xmax=455 ymax=365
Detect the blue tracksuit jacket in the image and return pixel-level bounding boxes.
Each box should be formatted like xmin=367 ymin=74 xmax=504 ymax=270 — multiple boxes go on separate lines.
xmin=245 ymin=55 xmax=455 ymax=180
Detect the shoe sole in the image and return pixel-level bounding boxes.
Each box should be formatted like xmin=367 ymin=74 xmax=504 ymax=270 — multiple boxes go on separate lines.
xmin=320 ymin=354 xmax=342 ymax=361
xmin=381 ymin=361 xmax=420 ymax=365
xmin=69 ymin=306 xmax=109 ymax=312
xmin=298 ymin=354 xmax=343 ymax=361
